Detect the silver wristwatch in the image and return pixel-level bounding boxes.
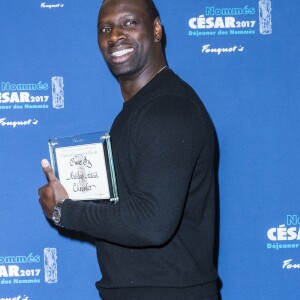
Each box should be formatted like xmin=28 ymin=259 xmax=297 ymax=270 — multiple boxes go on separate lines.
xmin=51 ymin=201 xmax=65 ymax=227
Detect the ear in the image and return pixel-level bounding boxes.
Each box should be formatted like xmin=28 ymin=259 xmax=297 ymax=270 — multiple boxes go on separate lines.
xmin=153 ymin=17 xmax=162 ymax=42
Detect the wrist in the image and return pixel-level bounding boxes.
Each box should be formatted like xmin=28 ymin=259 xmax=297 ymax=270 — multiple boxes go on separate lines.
xmin=51 ymin=199 xmax=67 ymax=227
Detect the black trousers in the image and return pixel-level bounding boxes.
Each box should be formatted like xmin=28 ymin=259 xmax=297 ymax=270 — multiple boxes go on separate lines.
xmin=100 ymin=294 xmax=219 ymax=300
xmin=203 ymin=295 xmax=219 ymax=300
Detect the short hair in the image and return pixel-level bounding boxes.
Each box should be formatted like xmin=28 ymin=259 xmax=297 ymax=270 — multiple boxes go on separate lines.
xmin=101 ymin=0 xmax=160 ymax=21
xmin=144 ymin=0 xmax=160 ymax=21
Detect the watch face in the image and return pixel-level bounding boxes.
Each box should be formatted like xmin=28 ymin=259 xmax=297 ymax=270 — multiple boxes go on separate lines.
xmin=52 ymin=206 xmax=61 ymax=224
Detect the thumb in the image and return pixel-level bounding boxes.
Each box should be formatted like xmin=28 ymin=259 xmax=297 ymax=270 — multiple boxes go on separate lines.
xmin=41 ymin=159 xmax=57 ymax=182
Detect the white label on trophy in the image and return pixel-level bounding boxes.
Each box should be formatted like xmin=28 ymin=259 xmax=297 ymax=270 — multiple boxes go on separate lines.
xmin=55 ymin=143 xmax=110 ymax=200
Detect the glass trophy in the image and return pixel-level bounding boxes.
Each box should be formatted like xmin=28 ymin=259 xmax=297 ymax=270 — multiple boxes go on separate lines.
xmin=48 ymin=132 xmax=119 ymax=203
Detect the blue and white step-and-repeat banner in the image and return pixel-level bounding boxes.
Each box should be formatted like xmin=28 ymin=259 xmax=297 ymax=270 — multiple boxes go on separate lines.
xmin=0 ymin=1 xmax=299 ymax=299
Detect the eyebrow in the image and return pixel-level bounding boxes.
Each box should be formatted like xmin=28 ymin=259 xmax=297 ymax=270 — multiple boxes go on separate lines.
xmin=98 ymin=13 xmax=138 ymax=27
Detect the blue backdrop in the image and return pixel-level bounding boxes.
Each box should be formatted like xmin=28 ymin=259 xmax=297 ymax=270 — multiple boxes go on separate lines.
xmin=1 ymin=1 xmax=299 ymax=299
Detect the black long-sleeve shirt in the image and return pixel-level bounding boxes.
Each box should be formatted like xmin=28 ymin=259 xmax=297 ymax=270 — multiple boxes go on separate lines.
xmin=61 ymin=69 xmax=218 ymax=299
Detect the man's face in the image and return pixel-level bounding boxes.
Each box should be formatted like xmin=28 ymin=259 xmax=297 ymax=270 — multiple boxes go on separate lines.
xmin=97 ymin=0 xmax=158 ymax=78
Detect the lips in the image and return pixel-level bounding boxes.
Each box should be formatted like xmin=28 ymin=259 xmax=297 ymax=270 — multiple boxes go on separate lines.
xmin=109 ymin=47 xmax=134 ymax=64
xmin=111 ymin=48 xmax=134 ymax=57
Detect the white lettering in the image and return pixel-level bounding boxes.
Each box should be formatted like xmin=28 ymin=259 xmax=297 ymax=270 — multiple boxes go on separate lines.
xmin=0 ymin=266 xmax=9 ymax=277
xmin=267 ymin=225 xmax=300 ymax=241
xmin=8 ymin=265 xmax=19 ymax=277
xmin=40 ymin=3 xmax=64 ymax=9
xmin=202 ymin=44 xmax=244 ymax=55
xmin=283 ymin=259 xmax=300 ymax=269
xmin=0 ymin=118 xmax=38 ymax=128
xmin=189 ymin=16 xmax=237 ymax=29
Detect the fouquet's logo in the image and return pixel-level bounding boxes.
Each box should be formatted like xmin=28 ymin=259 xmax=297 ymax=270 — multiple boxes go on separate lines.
xmin=267 ymin=215 xmax=300 ymax=250
xmin=0 ymin=296 xmax=29 ymax=300
xmin=202 ymin=44 xmax=244 ymax=55
xmin=282 ymin=259 xmax=300 ymax=270
xmin=0 ymin=118 xmax=38 ymax=128
xmin=40 ymin=3 xmax=64 ymax=9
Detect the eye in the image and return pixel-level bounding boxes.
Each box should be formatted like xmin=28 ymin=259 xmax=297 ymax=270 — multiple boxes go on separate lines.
xmin=102 ymin=27 xmax=111 ymax=33
xmin=98 ymin=26 xmax=111 ymax=34
xmin=123 ymin=20 xmax=137 ymax=27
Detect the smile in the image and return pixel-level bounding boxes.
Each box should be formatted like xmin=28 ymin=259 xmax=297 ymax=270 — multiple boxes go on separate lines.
xmin=111 ymin=48 xmax=134 ymax=57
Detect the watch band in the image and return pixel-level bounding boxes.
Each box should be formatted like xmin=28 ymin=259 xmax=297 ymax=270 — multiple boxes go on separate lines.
xmin=51 ymin=200 xmax=65 ymax=227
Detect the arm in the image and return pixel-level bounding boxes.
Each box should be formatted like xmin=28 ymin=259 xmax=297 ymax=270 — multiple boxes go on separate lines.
xmin=40 ymin=96 xmax=207 ymax=247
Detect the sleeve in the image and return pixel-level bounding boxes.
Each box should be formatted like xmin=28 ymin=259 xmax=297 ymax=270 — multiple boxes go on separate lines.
xmin=61 ymin=95 xmax=207 ymax=247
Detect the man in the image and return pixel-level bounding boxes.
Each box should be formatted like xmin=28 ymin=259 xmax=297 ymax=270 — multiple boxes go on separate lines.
xmin=38 ymin=0 xmax=219 ymax=299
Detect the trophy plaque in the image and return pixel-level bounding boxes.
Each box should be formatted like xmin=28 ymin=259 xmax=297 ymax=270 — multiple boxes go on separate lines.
xmin=48 ymin=132 xmax=119 ymax=203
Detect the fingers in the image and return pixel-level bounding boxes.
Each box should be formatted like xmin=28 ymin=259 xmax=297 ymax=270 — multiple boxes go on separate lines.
xmin=39 ymin=159 xmax=68 ymax=219
xmin=41 ymin=159 xmax=57 ymax=182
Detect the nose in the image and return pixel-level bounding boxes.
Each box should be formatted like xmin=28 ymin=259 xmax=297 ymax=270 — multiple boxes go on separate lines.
xmin=108 ymin=26 xmax=126 ymax=44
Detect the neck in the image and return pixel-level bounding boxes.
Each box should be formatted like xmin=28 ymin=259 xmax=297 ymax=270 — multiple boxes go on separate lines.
xmin=118 ymin=58 xmax=167 ymax=102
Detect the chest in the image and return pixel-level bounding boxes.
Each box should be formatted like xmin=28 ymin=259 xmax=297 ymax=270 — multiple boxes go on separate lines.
xmin=109 ymin=109 xmax=139 ymax=190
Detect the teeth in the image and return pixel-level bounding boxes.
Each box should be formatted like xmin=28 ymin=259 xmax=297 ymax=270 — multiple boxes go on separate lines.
xmin=111 ymin=48 xmax=134 ymax=57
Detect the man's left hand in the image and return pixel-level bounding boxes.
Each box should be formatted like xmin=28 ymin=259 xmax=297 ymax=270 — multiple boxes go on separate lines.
xmin=38 ymin=159 xmax=68 ymax=219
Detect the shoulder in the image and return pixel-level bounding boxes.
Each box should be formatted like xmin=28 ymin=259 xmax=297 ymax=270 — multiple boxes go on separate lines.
xmin=119 ymin=69 xmax=215 ymax=144
xmin=134 ymin=69 xmax=210 ymax=120
xmin=133 ymin=70 xmax=213 ymax=134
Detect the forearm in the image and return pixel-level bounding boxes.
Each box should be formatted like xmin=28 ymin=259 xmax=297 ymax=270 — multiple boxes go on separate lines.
xmin=60 ymin=95 xmax=209 ymax=248
xmin=61 ymin=169 xmax=192 ymax=247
